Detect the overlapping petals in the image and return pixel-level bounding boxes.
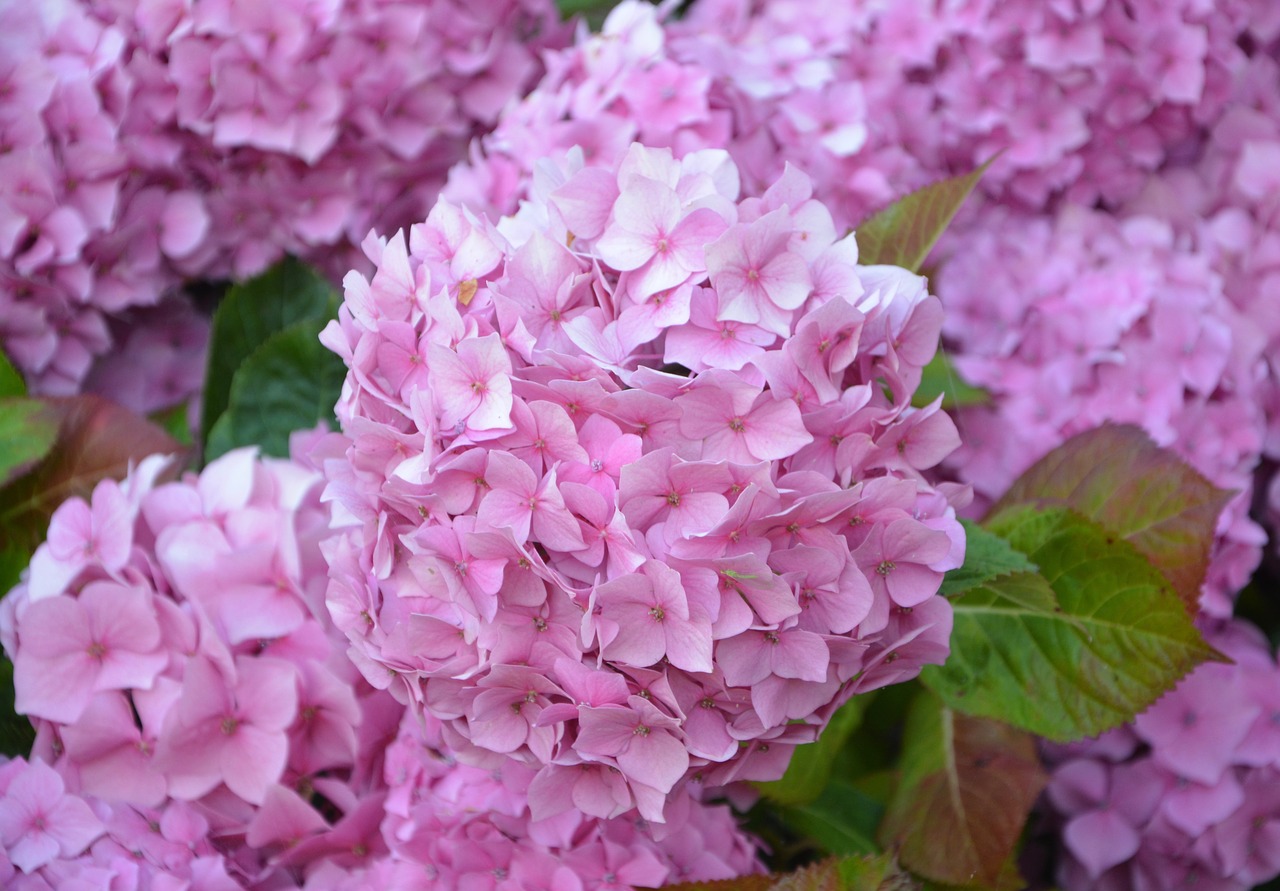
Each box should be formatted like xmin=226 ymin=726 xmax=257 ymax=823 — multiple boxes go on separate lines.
xmin=323 ymin=141 xmax=965 ymax=821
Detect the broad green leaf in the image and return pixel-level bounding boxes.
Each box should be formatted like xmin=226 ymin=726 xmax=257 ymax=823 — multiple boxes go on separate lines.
xmin=773 ymin=777 xmax=884 ymax=857
xmin=855 ymin=159 xmax=996 ymax=273
xmin=940 ymin=521 xmax=1038 ymax=598
xmin=0 ymin=543 xmax=28 ymax=595
xmin=910 ymin=350 xmax=989 ymax=411
xmin=922 ymin=506 xmax=1220 ymax=741
xmin=666 ymin=855 xmax=917 ymax=891
xmin=0 ymin=396 xmax=185 ymax=558
xmin=0 ymin=399 xmax=59 ymax=487
xmin=201 ymin=257 xmax=339 ymax=451
xmin=0 ymin=352 xmax=24 ymax=398
xmin=757 ymin=697 xmax=870 ymax=805
xmin=0 ymin=658 xmax=34 ymax=756
xmin=988 ymin=424 xmax=1232 ymax=612
xmin=204 ymin=318 xmax=345 ymax=461
xmin=878 ymin=690 xmax=1045 ymax=889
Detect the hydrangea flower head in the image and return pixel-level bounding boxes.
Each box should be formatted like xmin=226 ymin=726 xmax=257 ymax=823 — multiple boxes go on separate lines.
xmin=323 ymin=141 xmax=965 ymax=820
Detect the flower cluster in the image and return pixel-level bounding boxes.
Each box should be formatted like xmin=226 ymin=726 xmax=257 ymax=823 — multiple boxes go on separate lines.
xmin=0 ymin=442 xmax=402 ymax=886
xmin=934 ymin=202 xmax=1268 ymax=616
xmin=1041 ymin=620 xmax=1280 ymax=891
xmin=308 ymin=709 xmax=761 ymax=889
xmin=0 ymin=0 xmax=562 ymax=396
xmin=447 ymin=0 xmax=1257 ymax=233
xmin=0 ymin=755 xmax=248 ymax=889
xmin=674 ymin=0 xmax=1257 ymax=212
xmin=0 ymin=440 xmax=765 ymax=888
xmin=322 ymin=140 xmax=965 ymax=822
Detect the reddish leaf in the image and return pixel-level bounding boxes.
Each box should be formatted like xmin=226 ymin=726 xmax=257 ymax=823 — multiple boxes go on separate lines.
xmin=879 ymin=691 xmax=1046 ymax=888
xmin=0 ymin=395 xmax=188 ymax=555
xmin=854 ymin=158 xmax=996 ymax=274
xmin=987 ymin=424 xmax=1232 ymax=612
xmin=0 ymin=399 xmax=59 ymax=487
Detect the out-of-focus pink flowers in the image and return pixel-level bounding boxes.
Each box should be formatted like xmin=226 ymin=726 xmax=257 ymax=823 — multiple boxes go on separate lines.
xmin=322 ymin=140 xmax=965 ymax=822
xmin=935 ymin=203 xmax=1267 ymax=616
xmin=1 ymin=0 xmax=562 ymax=398
xmin=1042 ymin=620 xmax=1280 ymax=891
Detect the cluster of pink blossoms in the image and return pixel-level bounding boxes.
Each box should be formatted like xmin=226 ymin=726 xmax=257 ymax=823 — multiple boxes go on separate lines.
xmin=310 ymin=709 xmax=760 ymax=890
xmin=934 ymin=204 xmax=1268 ymax=616
xmin=322 ymin=140 xmax=966 ymax=822
xmin=1042 ymin=621 xmax=1280 ymax=891
xmin=0 ymin=444 xmax=399 ymax=886
xmin=0 ymin=0 xmax=561 ymax=396
xmin=446 ymin=0 xmax=1261 ymax=231
xmin=0 ymin=441 xmax=762 ymax=888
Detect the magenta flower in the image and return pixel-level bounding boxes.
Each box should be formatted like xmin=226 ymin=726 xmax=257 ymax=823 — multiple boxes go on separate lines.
xmin=428 ymin=333 xmax=515 ymax=436
xmin=154 ymin=655 xmax=298 ymax=805
xmin=0 ymin=759 xmax=103 ymax=874
xmin=575 ymin=698 xmax=690 ymax=795
xmin=597 ymin=175 xmax=728 ymax=301
xmin=13 ymin=581 xmax=166 ymax=724
xmin=705 ymin=209 xmax=812 ymax=337
xmin=593 ymin=560 xmax=714 ymax=673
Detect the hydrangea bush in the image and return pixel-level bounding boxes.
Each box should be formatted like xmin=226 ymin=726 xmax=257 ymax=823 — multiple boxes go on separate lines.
xmin=3 ymin=0 xmax=1280 ymax=889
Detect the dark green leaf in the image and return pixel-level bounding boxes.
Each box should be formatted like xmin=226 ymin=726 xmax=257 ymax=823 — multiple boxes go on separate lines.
xmin=150 ymin=402 xmax=195 ymax=447
xmin=0 ymin=658 xmax=34 ymax=756
xmin=0 ymin=352 xmax=25 ymax=398
xmin=988 ymin=424 xmax=1232 ymax=612
xmin=940 ymin=521 xmax=1038 ymax=598
xmin=878 ymin=690 xmax=1044 ymax=889
xmin=922 ymin=506 xmax=1221 ymax=741
xmin=204 ymin=318 xmax=345 ymax=460
xmin=910 ymin=351 xmax=989 ymax=411
xmin=0 ymin=399 xmax=59 ymax=487
xmin=855 ymin=158 xmax=996 ymax=273
xmin=774 ymin=778 xmax=884 ymax=857
xmin=757 ymin=697 xmax=870 ymax=805
xmin=201 ymin=257 xmax=338 ymax=452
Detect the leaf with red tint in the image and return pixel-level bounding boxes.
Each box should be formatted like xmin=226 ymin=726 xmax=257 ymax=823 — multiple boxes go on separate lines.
xmin=854 ymin=158 xmax=996 ymax=274
xmin=0 ymin=395 xmax=188 ymax=558
xmin=878 ymin=690 xmax=1046 ymax=889
xmin=987 ymin=424 xmax=1231 ymax=612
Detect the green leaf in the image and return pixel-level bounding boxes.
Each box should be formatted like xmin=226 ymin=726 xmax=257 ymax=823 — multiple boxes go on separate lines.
xmin=201 ymin=257 xmax=339 ymax=452
xmin=0 ymin=543 xmax=28 ymax=595
xmin=773 ymin=778 xmax=884 ymax=857
xmin=204 ymin=318 xmax=346 ymax=461
xmin=757 ymin=697 xmax=870 ymax=806
xmin=0 ymin=352 xmax=25 ymax=398
xmin=987 ymin=424 xmax=1232 ymax=612
xmin=0 ymin=658 xmax=34 ymax=757
xmin=922 ymin=506 xmax=1221 ymax=741
xmin=855 ymin=158 xmax=997 ymax=273
xmin=0 ymin=399 xmax=60 ymax=487
xmin=0 ymin=396 xmax=186 ymax=561
xmin=665 ymin=855 xmax=918 ymax=891
xmin=878 ymin=690 xmax=1045 ymax=889
xmin=940 ymin=521 xmax=1038 ymax=598
xmin=910 ymin=350 xmax=989 ymax=411
xmin=150 ymin=402 xmax=195 ymax=447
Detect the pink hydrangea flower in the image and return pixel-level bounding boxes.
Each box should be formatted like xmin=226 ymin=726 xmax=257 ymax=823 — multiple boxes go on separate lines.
xmin=323 ymin=141 xmax=964 ymax=821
